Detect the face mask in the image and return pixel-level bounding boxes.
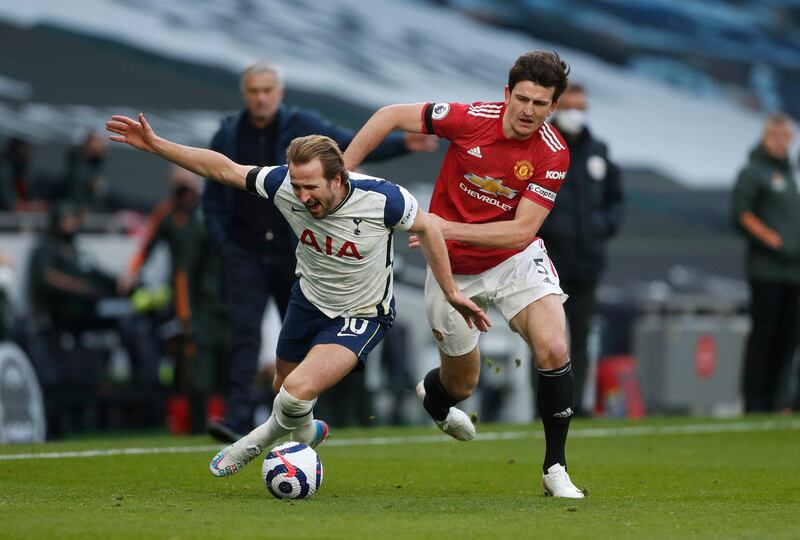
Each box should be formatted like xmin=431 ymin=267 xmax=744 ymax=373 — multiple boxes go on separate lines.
xmin=554 ymin=109 xmax=587 ymax=135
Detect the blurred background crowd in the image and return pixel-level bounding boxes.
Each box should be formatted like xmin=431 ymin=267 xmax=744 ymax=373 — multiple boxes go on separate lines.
xmin=0 ymin=0 xmax=798 ymax=442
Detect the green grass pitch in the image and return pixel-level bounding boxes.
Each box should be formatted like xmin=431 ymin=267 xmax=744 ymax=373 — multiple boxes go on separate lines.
xmin=1 ymin=416 xmax=798 ymax=539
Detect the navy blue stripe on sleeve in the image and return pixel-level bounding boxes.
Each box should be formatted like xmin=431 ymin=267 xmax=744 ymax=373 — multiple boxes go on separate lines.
xmin=381 ymin=184 xmax=406 ymax=228
xmin=262 ymin=166 xmax=288 ymax=200
xmin=350 ymin=178 xmax=405 ymax=227
xmin=247 ymin=165 xmax=288 ymax=200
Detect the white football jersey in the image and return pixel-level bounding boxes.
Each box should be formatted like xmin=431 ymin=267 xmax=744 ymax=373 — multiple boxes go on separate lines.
xmin=246 ymin=166 xmax=418 ymax=319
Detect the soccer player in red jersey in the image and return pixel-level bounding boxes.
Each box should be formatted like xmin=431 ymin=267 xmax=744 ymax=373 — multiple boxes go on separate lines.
xmin=344 ymin=51 xmax=584 ymax=498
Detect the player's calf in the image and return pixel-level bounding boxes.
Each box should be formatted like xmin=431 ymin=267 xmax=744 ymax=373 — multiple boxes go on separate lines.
xmin=536 ymin=360 xmax=574 ymax=472
xmin=419 ymin=368 xmax=459 ymax=420
xmin=416 ymin=377 xmax=475 ymax=441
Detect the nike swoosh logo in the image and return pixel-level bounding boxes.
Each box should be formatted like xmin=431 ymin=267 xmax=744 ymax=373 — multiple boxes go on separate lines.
xmin=336 ymin=332 xmax=358 ymax=337
xmin=275 ymin=449 xmax=297 ymax=478
xmin=290 ymin=206 xmax=307 ymax=212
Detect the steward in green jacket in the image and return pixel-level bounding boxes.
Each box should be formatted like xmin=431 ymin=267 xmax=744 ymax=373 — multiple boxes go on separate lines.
xmin=732 ymin=143 xmax=800 ymax=282
xmin=731 ymin=113 xmax=800 ymax=412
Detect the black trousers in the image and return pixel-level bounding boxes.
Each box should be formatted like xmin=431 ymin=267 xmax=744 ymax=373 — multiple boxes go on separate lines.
xmin=560 ymin=277 xmax=599 ymax=415
xmin=222 ymin=242 xmax=295 ymax=432
xmin=742 ymin=280 xmax=800 ymax=412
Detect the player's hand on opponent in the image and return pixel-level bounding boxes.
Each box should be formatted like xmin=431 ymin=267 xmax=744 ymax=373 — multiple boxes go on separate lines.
xmin=106 ymin=113 xmax=160 ymax=154
xmin=409 ymin=213 xmax=448 ymax=249
xmin=445 ymin=290 xmax=491 ymax=332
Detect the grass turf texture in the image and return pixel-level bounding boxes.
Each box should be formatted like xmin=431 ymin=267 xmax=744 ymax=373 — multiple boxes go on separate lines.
xmin=1 ymin=416 xmax=798 ymax=539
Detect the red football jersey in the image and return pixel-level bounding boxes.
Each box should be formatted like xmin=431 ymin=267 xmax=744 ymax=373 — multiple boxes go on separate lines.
xmin=421 ymin=101 xmax=570 ymax=274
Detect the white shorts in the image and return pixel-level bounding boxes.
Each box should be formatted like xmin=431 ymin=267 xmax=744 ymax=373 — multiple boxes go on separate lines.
xmin=425 ymin=238 xmax=566 ymax=356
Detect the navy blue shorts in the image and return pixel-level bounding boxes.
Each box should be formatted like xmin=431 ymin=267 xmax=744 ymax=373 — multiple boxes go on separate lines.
xmin=276 ymin=283 xmax=395 ymax=367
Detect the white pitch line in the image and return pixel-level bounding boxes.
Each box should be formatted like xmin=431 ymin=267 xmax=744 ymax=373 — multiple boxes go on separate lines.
xmin=0 ymin=444 xmax=222 ymax=461
xmin=0 ymin=419 xmax=798 ymax=462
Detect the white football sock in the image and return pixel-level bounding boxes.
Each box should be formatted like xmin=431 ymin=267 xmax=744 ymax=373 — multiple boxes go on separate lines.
xmin=290 ymin=421 xmax=317 ymax=445
xmin=246 ymin=386 xmax=316 ymax=448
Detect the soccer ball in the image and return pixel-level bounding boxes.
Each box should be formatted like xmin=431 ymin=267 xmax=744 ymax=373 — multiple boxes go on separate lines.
xmin=262 ymin=441 xmax=323 ymax=499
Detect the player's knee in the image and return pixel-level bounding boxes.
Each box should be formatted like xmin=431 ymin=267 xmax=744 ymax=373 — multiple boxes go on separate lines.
xmin=282 ymin=374 xmax=318 ymax=401
xmin=531 ymin=338 xmax=569 ymax=371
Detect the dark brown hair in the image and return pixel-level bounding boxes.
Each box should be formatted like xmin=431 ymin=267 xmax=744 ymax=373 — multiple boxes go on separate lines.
xmin=508 ymin=51 xmax=570 ymax=102
xmin=286 ymin=135 xmax=349 ymax=183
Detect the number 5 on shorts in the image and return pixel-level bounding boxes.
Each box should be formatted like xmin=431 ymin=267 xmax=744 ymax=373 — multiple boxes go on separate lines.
xmin=534 ymin=258 xmax=550 ymax=276
xmin=534 ymin=257 xmax=557 ymax=284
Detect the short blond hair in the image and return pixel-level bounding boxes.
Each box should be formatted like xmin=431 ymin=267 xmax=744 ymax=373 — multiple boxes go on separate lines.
xmin=286 ymin=135 xmax=349 ymax=183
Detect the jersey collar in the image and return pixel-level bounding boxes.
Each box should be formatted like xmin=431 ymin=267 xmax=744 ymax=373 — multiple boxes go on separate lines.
xmin=329 ymin=180 xmax=353 ymax=215
xmin=494 ymin=103 xmax=522 ymax=143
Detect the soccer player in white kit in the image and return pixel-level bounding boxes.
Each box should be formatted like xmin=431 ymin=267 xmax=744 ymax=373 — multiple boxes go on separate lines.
xmin=105 ymin=114 xmax=490 ymax=478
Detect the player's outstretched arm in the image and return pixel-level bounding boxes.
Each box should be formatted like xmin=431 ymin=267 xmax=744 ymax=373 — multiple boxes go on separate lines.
xmin=410 ymin=210 xmax=491 ymax=332
xmin=415 ymin=198 xmax=550 ymax=251
xmin=409 ymin=198 xmax=550 ymax=251
xmin=106 ymin=113 xmax=251 ymax=190
xmin=343 ymin=104 xmax=427 ymax=170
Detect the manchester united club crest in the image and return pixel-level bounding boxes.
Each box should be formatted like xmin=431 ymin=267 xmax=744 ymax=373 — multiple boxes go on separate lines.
xmin=514 ymin=160 xmax=534 ymax=181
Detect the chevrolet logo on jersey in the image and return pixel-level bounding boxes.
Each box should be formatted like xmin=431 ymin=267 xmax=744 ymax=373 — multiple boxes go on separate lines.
xmin=463 ymin=173 xmax=518 ymax=200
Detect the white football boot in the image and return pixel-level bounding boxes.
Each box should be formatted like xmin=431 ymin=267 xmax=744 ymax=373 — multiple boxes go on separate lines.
xmin=542 ymin=463 xmax=585 ymax=498
xmin=415 ymin=380 xmax=476 ymax=441
xmin=209 ymin=437 xmax=263 ymax=478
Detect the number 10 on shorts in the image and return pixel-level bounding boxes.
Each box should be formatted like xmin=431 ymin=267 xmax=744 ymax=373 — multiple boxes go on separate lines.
xmin=337 ymin=317 xmax=369 ymax=337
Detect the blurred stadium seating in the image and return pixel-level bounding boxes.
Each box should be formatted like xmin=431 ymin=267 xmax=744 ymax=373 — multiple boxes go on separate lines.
xmin=419 ymin=0 xmax=800 ymax=117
